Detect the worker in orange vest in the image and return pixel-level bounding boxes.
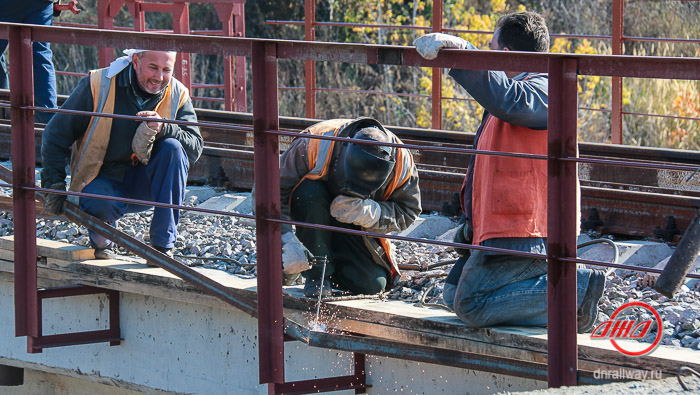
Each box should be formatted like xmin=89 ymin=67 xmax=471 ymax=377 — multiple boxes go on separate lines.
xmin=415 ymin=12 xmax=605 ymax=332
xmin=279 ymin=118 xmax=421 ymax=297
xmin=41 ymin=50 xmax=202 ymax=261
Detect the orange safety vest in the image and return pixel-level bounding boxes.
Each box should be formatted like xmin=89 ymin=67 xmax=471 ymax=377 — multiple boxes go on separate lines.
xmin=291 ymin=118 xmax=414 ymax=282
xmin=471 ymin=116 xmax=548 ymax=245
xmin=69 ymin=68 xmax=189 ymax=192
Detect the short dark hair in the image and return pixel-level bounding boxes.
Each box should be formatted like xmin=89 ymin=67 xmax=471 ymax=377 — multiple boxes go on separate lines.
xmin=495 ymin=12 xmax=549 ymax=52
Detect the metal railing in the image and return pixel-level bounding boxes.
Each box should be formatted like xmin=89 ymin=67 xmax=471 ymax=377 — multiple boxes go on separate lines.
xmin=268 ymin=0 xmax=700 ymax=144
xmin=2 ymin=22 xmax=700 ymax=391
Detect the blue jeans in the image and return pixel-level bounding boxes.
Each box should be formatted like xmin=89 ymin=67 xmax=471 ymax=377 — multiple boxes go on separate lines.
xmin=452 ymin=250 xmax=593 ymax=327
xmin=79 ymin=139 xmax=189 ymax=250
xmin=0 ymin=0 xmax=57 ymax=124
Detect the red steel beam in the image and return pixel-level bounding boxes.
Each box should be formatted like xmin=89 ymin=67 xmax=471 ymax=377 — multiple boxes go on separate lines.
xmin=215 ymin=2 xmax=236 ymax=112
xmin=233 ymin=2 xmax=247 ymax=112
xmin=304 ymin=0 xmax=317 ymax=119
xmin=611 ymin=0 xmax=624 ymax=144
xmin=4 ymin=24 xmax=698 ymax=81
xmin=9 ymin=26 xmax=38 ymax=340
xmin=252 ymin=41 xmax=284 ymax=385
xmin=431 ymin=0 xmax=443 ymax=130
xmin=547 ymin=57 xmax=580 ymax=387
xmin=172 ymin=2 xmax=192 ymax=90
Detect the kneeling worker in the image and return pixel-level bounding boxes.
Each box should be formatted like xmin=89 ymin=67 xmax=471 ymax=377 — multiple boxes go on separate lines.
xmin=280 ymin=118 xmax=421 ymax=297
xmin=41 ymin=49 xmax=203 ymax=259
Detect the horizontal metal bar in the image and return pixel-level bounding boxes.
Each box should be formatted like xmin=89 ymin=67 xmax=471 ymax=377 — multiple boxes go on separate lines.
xmin=31 ymin=329 xmax=121 ymax=349
xmin=38 ymin=285 xmax=111 ymax=299
xmin=565 ymin=156 xmax=699 ymax=172
xmin=274 ymin=374 xmax=366 ymax=395
xmin=3 ymin=23 xmax=700 ymax=80
xmin=17 ymin=105 xmax=243 ymax=133
xmin=264 ymin=217 xmax=545 ymax=260
xmin=560 ymin=256 xmax=700 ymax=280
xmin=265 ymin=129 xmax=549 ymax=160
xmin=22 ymin=185 xmax=255 ymax=220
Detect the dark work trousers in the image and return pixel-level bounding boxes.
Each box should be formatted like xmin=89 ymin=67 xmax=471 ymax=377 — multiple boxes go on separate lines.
xmin=79 ymin=138 xmax=189 ymax=250
xmin=0 ymin=0 xmax=57 ymax=123
xmin=291 ymin=180 xmax=390 ymax=294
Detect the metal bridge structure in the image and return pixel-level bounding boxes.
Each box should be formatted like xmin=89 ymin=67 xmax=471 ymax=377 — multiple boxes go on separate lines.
xmin=1 ymin=6 xmax=700 ymax=394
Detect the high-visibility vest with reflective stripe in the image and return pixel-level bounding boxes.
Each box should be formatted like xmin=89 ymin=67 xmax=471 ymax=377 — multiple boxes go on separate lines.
xmin=291 ymin=118 xmax=414 ymax=281
xmin=69 ymin=67 xmax=189 ymax=192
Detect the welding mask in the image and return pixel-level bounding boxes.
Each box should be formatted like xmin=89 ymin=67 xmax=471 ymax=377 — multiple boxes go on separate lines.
xmin=328 ymin=129 xmax=396 ymax=199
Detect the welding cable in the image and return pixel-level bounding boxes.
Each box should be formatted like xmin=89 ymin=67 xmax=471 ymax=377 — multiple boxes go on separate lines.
xmin=677 ymin=366 xmax=700 ymax=391
xmin=415 ymin=278 xmax=453 ymax=312
xmin=576 ymin=238 xmax=620 ymax=276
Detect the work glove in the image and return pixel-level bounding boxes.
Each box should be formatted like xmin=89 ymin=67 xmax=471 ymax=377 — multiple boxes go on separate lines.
xmin=452 ymin=222 xmax=472 ymax=257
xmin=281 ymin=232 xmax=313 ymax=274
xmin=330 ymin=195 xmax=381 ymax=229
xmin=413 ymin=33 xmax=469 ymax=60
xmin=131 ymin=121 xmax=159 ymax=165
xmin=43 ymin=182 xmax=67 ymax=215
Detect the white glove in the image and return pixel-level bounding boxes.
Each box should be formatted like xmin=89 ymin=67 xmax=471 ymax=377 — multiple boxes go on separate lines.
xmin=281 ymin=232 xmax=313 ymax=274
xmin=330 ymin=195 xmax=381 ymax=228
xmin=413 ymin=33 xmax=469 ymax=60
xmin=131 ymin=121 xmax=159 ymax=165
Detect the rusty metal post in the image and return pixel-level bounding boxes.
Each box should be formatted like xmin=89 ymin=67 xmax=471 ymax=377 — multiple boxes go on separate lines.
xmin=215 ymin=2 xmax=236 ymax=112
xmin=97 ymin=0 xmax=116 ymax=67
xmin=172 ymin=3 xmax=192 ymax=91
xmin=305 ymin=0 xmax=317 ymax=119
xmin=252 ymin=41 xmax=284 ymax=385
xmin=9 ymin=26 xmax=38 ymax=339
xmin=547 ymin=57 xmax=579 ymax=387
xmin=611 ymin=0 xmax=624 ymax=144
xmin=233 ymin=2 xmax=247 ymax=112
xmin=431 ymin=0 xmax=443 ymax=130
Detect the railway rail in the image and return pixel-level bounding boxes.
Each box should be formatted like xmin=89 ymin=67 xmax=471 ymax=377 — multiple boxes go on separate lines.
xmin=1 ymin=98 xmax=699 ymax=240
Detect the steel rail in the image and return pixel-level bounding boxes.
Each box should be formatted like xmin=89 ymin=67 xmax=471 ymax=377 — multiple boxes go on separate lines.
xmin=2 ymin=24 xmax=700 ymax=81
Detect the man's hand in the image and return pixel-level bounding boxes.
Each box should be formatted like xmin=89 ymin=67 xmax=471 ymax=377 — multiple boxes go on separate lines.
xmin=330 ymin=195 xmax=381 ymax=228
xmin=281 ymin=232 xmax=313 ymax=274
xmin=413 ymin=33 xmax=469 ymax=60
xmin=452 ymin=223 xmax=472 ymax=257
xmin=131 ymin=121 xmax=159 ymax=165
xmin=136 ymin=110 xmax=163 ymax=132
xmin=43 ymin=182 xmax=67 ymax=215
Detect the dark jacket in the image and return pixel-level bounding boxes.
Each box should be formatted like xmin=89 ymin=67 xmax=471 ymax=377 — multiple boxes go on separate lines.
xmin=41 ymin=65 xmax=202 ymax=187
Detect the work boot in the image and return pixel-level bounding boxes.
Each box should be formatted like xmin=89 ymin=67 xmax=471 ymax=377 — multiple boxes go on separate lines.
xmin=577 ymin=269 xmax=606 ymax=333
xmin=283 ymin=272 xmax=300 ymax=286
xmin=149 ymin=246 xmax=174 ymax=267
xmin=303 ymin=278 xmax=332 ymax=298
xmin=94 ymin=247 xmax=118 ymax=260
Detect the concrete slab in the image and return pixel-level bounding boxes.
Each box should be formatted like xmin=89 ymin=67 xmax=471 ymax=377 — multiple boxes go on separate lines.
xmin=397 ymin=214 xmax=457 ymax=239
xmin=196 ymin=193 xmax=252 ymax=216
xmin=578 ymin=240 xmax=672 ymax=272
xmin=184 ymin=186 xmax=221 ymax=205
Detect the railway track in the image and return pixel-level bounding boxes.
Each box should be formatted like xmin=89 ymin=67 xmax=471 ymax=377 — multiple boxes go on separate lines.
xmin=1 ymin=102 xmax=699 ymax=241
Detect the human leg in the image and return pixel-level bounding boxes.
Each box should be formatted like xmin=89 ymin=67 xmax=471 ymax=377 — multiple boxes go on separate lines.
xmin=79 ymin=177 xmax=128 ymax=249
xmin=24 ymin=0 xmax=57 ymax=123
xmin=290 ymin=180 xmax=337 ymax=280
xmin=330 ymin=233 xmax=389 ymax=294
xmin=124 ymin=138 xmax=189 ymax=249
xmin=453 ymin=250 xmax=594 ymax=327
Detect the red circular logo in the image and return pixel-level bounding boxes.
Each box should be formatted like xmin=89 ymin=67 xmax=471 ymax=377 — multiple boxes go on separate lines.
xmin=590 ymin=301 xmax=664 ymax=357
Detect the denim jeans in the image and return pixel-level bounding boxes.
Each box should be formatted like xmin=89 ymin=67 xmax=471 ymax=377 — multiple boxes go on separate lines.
xmin=79 ymin=139 xmax=189 ymax=249
xmin=0 ymin=0 xmax=57 ymax=124
xmin=452 ymin=249 xmax=593 ymax=327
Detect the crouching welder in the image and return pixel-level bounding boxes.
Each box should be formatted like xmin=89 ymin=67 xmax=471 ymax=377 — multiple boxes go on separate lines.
xmin=279 ymin=118 xmax=421 ymax=297
xmin=40 ymin=49 xmax=203 ymax=260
